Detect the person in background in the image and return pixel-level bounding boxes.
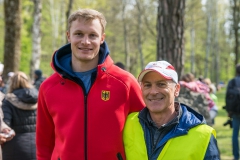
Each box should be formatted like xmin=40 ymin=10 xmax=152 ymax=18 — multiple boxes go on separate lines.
xmin=176 ymin=73 xmax=212 ymax=125
xmin=2 ymin=71 xmax=38 ymax=160
xmin=204 ymin=78 xmax=218 ymax=125
xmin=123 ymin=61 xmax=220 ymax=160
xmin=0 ymin=90 xmax=15 ymax=160
xmin=115 ymin=62 xmax=125 ymax=70
xmin=225 ymin=64 xmax=240 ymax=160
xmin=3 ymin=72 xmax=14 ymax=94
xmin=36 ymin=8 xmax=145 ymax=160
xmin=179 ymin=73 xmax=217 ymax=125
xmin=204 ymin=78 xmax=217 ymax=94
xmin=33 ymin=69 xmax=45 ymax=90
xmin=0 ymin=76 xmax=6 ymax=94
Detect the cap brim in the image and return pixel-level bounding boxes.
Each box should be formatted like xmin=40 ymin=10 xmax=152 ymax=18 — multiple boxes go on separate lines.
xmin=138 ymin=69 xmax=172 ymax=82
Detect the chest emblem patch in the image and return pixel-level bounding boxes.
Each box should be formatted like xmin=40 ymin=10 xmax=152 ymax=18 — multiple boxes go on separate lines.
xmin=101 ymin=90 xmax=110 ymax=101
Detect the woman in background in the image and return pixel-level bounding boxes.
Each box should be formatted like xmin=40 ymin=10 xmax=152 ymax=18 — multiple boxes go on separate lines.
xmin=1 ymin=71 xmax=38 ymax=160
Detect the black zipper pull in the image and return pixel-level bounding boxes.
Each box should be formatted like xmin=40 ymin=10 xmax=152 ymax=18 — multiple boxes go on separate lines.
xmin=117 ymin=152 xmax=123 ymax=160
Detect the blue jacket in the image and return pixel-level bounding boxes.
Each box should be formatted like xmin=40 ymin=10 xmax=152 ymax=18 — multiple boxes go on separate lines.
xmin=138 ymin=103 xmax=220 ymax=160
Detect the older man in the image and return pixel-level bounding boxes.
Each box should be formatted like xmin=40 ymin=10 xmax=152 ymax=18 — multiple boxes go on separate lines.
xmin=123 ymin=60 xmax=220 ymax=160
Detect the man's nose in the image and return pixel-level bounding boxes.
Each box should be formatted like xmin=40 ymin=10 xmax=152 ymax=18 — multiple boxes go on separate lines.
xmin=81 ymin=35 xmax=90 ymax=44
xmin=149 ymin=86 xmax=159 ymax=94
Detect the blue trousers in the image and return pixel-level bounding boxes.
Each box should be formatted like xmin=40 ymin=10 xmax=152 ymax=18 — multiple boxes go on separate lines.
xmin=232 ymin=115 xmax=240 ymax=160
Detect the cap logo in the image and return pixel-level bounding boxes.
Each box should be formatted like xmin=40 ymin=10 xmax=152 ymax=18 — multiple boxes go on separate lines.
xmin=139 ymin=61 xmax=178 ymax=83
xmin=101 ymin=90 xmax=110 ymax=101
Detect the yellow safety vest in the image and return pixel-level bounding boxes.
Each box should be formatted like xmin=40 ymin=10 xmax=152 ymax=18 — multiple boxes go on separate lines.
xmin=123 ymin=112 xmax=216 ymax=160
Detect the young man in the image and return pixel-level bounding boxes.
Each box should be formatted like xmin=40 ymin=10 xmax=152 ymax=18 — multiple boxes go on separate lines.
xmin=36 ymin=9 xmax=145 ymax=160
xmin=123 ymin=61 xmax=220 ymax=160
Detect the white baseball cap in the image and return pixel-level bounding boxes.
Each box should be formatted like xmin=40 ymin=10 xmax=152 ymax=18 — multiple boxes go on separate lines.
xmin=138 ymin=61 xmax=178 ymax=83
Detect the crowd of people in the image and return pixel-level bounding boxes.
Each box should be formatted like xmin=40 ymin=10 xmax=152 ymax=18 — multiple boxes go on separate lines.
xmin=176 ymin=72 xmax=219 ymax=126
xmin=0 ymin=70 xmax=45 ymax=160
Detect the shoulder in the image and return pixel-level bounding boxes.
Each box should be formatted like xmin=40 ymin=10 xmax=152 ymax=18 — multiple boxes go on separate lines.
xmin=39 ymin=72 xmax=62 ymax=93
xmin=193 ymin=124 xmax=215 ymax=136
xmin=227 ymin=78 xmax=235 ymax=86
xmin=127 ymin=112 xmax=139 ymax=120
xmin=41 ymin=72 xmax=60 ymax=83
xmin=107 ymin=64 xmax=139 ymax=86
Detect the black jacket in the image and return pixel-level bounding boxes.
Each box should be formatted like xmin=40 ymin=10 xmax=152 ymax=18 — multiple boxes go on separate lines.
xmin=2 ymin=88 xmax=38 ymax=160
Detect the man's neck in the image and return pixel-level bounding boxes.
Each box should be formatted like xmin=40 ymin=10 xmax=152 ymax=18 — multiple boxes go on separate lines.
xmin=72 ymin=56 xmax=99 ymax=72
xmin=150 ymin=106 xmax=177 ymax=128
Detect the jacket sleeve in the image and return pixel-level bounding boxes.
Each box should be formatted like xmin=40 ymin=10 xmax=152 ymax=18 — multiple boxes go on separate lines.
xmin=2 ymin=100 xmax=13 ymax=127
xmin=225 ymin=79 xmax=234 ymax=104
xmin=128 ymin=76 xmax=145 ymax=113
xmin=204 ymin=134 xmax=220 ymax=160
xmin=36 ymin=88 xmax=55 ymax=160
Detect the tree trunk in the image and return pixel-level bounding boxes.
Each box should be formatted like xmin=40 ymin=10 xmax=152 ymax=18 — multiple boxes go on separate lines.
xmin=212 ymin=0 xmax=219 ymax=88
xmin=136 ymin=0 xmax=144 ymax=70
xmin=190 ymin=15 xmax=195 ymax=74
xmin=205 ymin=0 xmax=214 ymax=79
xmin=30 ymin=0 xmax=42 ymax=79
xmin=122 ymin=0 xmax=130 ymax=71
xmin=157 ymin=0 xmax=185 ymax=79
xmin=3 ymin=0 xmax=21 ymax=80
xmin=66 ymin=0 xmax=74 ymax=43
xmin=232 ymin=0 xmax=240 ymax=66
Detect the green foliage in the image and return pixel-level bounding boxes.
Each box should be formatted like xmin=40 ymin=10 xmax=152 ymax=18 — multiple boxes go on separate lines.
xmin=0 ymin=0 xmax=237 ymax=83
xmin=20 ymin=1 xmax=34 ymax=74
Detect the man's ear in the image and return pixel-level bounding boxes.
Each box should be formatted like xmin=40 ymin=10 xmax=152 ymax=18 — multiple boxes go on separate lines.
xmin=100 ymin=33 xmax=106 ymax=44
xmin=174 ymin=83 xmax=181 ymax=97
xmin=66 ymin=31 xmax=70 ymax=43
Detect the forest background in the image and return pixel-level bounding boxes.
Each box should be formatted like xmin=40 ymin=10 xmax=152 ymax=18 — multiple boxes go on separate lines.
xmin=0 ymin=0 xmax=238 ymax=159
xmin=0 ymin=0 xmax=238 ymax=86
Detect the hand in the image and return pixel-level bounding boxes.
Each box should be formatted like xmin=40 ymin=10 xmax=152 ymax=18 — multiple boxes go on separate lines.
xmin=0 ymin=128 xmax=15 ymax=144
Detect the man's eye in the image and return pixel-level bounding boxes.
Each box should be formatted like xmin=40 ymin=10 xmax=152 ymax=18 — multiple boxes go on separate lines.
xmin=143 ymin=84 xmax=151 ymax=88
xmin=158 ymin=82 xmax=167 ymax=88
xmin=76 ymin=33 xmax=83 ymax=36
xmin=90 ymin=34 xmax=97 ymax=38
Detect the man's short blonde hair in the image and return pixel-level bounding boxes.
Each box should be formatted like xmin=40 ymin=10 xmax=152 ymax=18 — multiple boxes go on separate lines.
xmin=67 ymin=8 xmax=107 ymax=34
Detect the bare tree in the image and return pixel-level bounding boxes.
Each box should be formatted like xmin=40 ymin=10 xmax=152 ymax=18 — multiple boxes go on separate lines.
xmin=30 ymin=0 xmax=42 ymax=79
xmin=3 ymin=0 xmax=21 ymax=79
xmin=205 ymin=0 xmax=213 ymax=79
xmin=211 ymin=0 xmax=219 ymax=87
xmin=157 ymin=0 xmax=185 ymax=79
xmin=190 ymin=14 xmax=195 ymax=74
xmin=230 ymin=0 xmax=240 ymax=66
xmin=136 ymin=0 xmax=144 ymax=70
xmin=121 ymin=0 xmax=130 ymax=71
xmin=66 ymin=0 xmax=74 ymax=43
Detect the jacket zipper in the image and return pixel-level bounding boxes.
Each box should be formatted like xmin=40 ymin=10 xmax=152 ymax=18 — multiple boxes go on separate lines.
xmin=84 ymin=95 xmax=88 ymax=160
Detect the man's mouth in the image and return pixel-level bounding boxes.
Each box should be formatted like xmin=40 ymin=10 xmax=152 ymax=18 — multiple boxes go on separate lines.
xmin=149 ymin=97 xmax=164 ymax=101
xmin=78 ymin=47 xmax=92 ymax=51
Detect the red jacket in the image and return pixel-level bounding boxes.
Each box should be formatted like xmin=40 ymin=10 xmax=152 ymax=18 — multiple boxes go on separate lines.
xmin=36 ymin=42 xmax=145 ymax=160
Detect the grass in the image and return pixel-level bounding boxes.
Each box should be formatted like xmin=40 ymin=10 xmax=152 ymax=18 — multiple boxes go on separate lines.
xmin=213 ymin=88 xmax=233 ymax=160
